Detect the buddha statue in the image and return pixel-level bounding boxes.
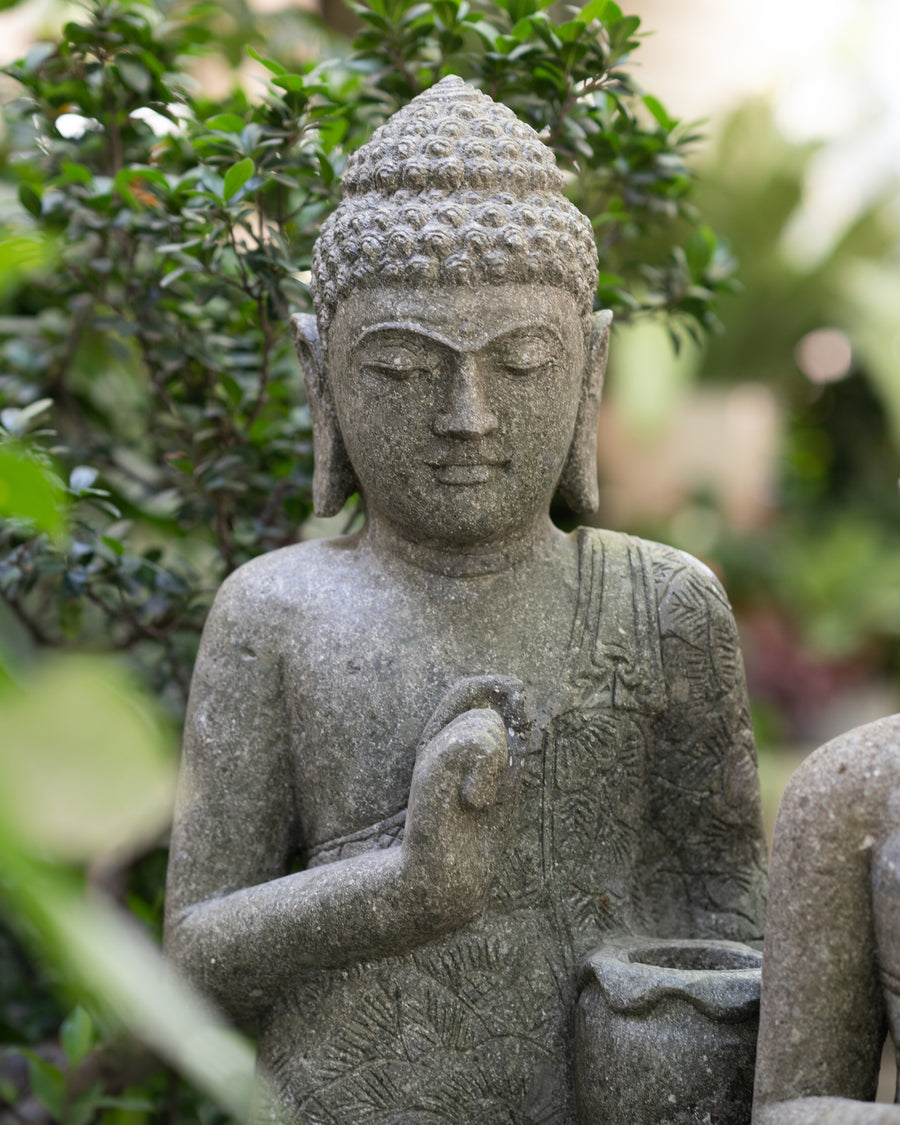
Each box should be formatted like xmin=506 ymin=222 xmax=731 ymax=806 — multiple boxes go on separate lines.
xmin=753 ymin=713 xmax=900 ymax=1125
xmin=164 ymin=76 xmax=767 ymax=1124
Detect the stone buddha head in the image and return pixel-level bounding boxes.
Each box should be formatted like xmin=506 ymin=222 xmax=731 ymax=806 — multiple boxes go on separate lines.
xmin=291 ymin=75 xmax=611 ymax=547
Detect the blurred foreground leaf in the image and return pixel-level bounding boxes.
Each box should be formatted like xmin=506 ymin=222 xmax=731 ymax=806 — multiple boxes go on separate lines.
xmin=1 ymin=850 xmax=256 ymax=1120
xmin=0 ymin=653 xmax=260 ymax=1120
xmin=0 ymin=656 xmax=176 ymax=864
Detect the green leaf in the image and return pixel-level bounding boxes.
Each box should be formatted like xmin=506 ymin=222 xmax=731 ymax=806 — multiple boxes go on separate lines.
xmin=0 ymin=447 xmax=65 ymax=536
xmin=94 ymin=1095 xmax=156 ymax=1111
xmin=66 ymin=1084 xmax=105 ymax=1125
xmin=467 ymin=19 xmax=500 ymax=46
xmin=686 ymin=225 xmax=716 ymax=277
xmin=159 ymin=265 xmax=189 ymax=289
xmin=608 ymin=13 xmax=640 ymax=50
xmin=556 ymin=18 xmax=586 ymax=41
xmin=1 ymin=848 xmax=257 ymax=1120
xmin=223 ymin=157 xmax=254 ymax=201
xmin=116 ymin=57 xmax=151 ymax=94
xmin=101 ymin=535 xmax=125 ymax=555
xmin=205 ymin=113 xmax=246 ymax=133
xmin=0 ymin=656 xmax=176 ymax=862
xmin=580 ymin=0 xmax=609 ymax=22
xmin=18 ymin=183 xmax=41 ymax=217
xmin=60 ymin=1005 xmax=94 ymax=1066
xmin=219 ymin=376 xmax=243 ymax=406
xmin=246 ymin=44 xmax=287 ymax=75
xmin=1 ymin=397 xmax=53 ymax=436
xmin=644 ymin=94 xmax=675 ymax=131
xmin=22 ymin=1053 xmax=63 ymax=1118
xmin=59 ymin=161 xmax=93 ymax=184
xmin=272 ymin=74 xmax=308 ymax=93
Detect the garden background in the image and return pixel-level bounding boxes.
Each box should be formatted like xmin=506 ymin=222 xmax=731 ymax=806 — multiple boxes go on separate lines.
xmin=1 ymin=0 xmax=899 ymax=1119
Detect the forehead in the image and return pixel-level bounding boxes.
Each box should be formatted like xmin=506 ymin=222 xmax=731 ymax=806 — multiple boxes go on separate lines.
xmin=332 ymin=284 xmax=582 ymax=354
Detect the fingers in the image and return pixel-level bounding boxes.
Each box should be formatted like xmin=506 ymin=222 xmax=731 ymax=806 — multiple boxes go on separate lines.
xmin=418 ymin=674 xmax=531 ymax=754
xmin=412 ymin=707 xmax=508 ymax=813
xmin=402 ymin=700 xmax=525 ymax=927
xmin=448 ymin=709 xmax=507 ymax=811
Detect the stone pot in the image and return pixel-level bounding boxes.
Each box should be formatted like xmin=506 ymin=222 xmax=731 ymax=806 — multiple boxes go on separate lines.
xmin=574 ymin=937 xmax=762 ymax=1125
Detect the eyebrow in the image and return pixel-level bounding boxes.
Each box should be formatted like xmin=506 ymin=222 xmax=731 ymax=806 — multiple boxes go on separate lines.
xmin=352 ymin=320 xmax=564 ymax=354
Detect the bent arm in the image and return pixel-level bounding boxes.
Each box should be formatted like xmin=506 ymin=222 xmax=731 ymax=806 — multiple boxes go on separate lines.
xmin=166 ymin=840 xmax=462 ymax=1021
xmin=752 ymin=752 xmax=889 ymax=1122
xmin=164 ymin=572 xmax=521 ymax=1021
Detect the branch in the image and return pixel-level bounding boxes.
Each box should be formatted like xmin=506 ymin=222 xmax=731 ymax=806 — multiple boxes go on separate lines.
xmin=0 ymin=592 xmax=60 ymax=648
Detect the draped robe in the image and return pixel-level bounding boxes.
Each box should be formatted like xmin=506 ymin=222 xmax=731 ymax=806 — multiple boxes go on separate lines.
xmin=168 ymin=529 xmax=767 ymax=1125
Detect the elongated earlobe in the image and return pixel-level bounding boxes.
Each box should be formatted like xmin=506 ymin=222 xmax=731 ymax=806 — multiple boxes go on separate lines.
xmin=555 ymin=309 xmax=612 ymax=515
xmin=290 ymin=313 xmax=359 ymax=518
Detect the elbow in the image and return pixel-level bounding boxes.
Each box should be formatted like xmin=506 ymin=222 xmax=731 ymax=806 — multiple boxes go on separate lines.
xmin=163 ymin=908 xmax=199 ymax=975
xmin=163 ymin=906 xmax=216 ymax=998
xmin=163 ymin=905 xmax=264 ymax=1025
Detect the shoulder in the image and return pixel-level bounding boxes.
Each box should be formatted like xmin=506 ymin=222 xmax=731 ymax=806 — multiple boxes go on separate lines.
xmin=212 ymin=535 xmax=359 ymax=623
xmin=200 ymin=534 xmax=363 ymax=657
xmin=780 ymin=714 xmax=900 ymax=836
xmin=638 ymin=537 xmax=731 ymax=617
xmin=578 ymin=527 xmax=732 ymax=624
xmin=586 ymin=530 xmax=746 ymax=706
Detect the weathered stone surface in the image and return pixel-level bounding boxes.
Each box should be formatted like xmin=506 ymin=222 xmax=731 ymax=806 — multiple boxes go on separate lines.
xmin=577 ymin=938 xmax=762 ymax=1125
xmin=753 ymin=713 xmax=900 ymax=1125
xmin=164 ymin=76 xmax=767 ymax=1124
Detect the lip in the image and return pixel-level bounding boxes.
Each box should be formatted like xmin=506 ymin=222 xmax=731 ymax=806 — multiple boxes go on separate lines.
xmin=427 ymin=460 xmax=508 ymax=485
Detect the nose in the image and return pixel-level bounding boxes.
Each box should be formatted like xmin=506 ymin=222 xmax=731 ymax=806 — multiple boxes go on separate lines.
xmin=433 ymin=354 xmax=499 ymax=439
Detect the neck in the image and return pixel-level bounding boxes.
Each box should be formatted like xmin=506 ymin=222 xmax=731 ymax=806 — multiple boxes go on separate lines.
xmin=364 ymin=511 xmax=557 ymax=578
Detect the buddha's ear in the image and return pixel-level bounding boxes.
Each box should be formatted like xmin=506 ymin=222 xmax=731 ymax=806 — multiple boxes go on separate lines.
xmin=290 ymin=313 xmax=359 ymax=518
xmin=555 ymin=309 xmax=612 ymax=515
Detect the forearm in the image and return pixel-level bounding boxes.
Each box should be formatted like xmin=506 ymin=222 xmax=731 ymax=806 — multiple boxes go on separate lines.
xmin=165 ymin=847 xmax=475 ymax=1021
xmin=166 ymin=684 xmax=522 ymax=1023
xmin=754 ymin=1098 xmax=900 ymax=1125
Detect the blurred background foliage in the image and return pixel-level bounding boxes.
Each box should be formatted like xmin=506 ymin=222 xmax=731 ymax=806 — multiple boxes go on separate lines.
xmin=1 ymin=0 xmax=899 ymax=1118
xmin=601 ymin=96 xmax=900 ymax=754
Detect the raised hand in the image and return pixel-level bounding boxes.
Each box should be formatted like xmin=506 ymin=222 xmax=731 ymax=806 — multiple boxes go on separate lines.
xmin=401 ymin=675 xmax=530 ymax=927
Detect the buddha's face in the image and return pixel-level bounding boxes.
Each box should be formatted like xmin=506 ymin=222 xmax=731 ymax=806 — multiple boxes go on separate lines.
xmin=328 ymin=283 xmax=585 ymax=547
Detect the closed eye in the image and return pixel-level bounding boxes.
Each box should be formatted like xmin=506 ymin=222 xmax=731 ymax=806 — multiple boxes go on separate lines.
xmin=359 ymin=362 xmax=433 ymax=381
xmin=499 ymin=360 xmax=555 ymax=378
xmin=491 ymin=333 xmax=560 ymax=377
xmin=353 ymin=331 xmax=443 ymax=381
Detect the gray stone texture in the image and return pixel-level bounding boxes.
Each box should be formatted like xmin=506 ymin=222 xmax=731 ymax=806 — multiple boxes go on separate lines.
xmin=164 ymin=76 xmax=767 ymax=1124
xmin=753 ymin=713 xmax=900 ymax=1125
xmin=577 ymin=938 xmax=762 ymax=1125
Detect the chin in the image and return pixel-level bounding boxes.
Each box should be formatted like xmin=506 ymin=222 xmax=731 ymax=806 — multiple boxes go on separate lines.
xmin=394 ymin=494 xmax=547 ymax=548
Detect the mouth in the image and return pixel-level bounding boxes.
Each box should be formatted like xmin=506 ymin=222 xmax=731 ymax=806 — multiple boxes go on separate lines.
xmin=426 ymin=460 xmax=508 ymax=486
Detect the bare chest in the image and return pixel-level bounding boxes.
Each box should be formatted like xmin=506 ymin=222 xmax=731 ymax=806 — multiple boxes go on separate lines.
xmin=280 ymin=579 xmax=575 ymax=853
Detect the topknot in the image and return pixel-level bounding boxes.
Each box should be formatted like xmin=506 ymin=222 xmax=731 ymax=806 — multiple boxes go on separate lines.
xmin=311 ymin=76 xmax=599 ymax=338
xmin=341 ymin=76 xmax=565 ymax=198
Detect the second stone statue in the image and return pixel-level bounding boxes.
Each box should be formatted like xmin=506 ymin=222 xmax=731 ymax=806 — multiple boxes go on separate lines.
xmin=164 ymin=76 xmax=768 ymax=1124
